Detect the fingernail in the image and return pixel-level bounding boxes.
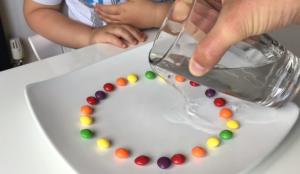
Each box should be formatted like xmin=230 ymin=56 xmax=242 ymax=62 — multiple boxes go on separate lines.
xmin=122 ymin=44 xmax=127 ymax=48
xmin=189 ymin=58 xmax=209 ymax=76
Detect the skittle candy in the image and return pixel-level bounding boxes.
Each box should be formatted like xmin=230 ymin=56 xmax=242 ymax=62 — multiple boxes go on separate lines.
xmin=80 ymin=105 xmax=93 ymax=116
xmin=127 ymin=74 xmax=139 ymax=84
xmin=171 ymin=154 xmax=186 ymax=165
xmin=116 ymin=77 xmax=128 ymax=86
xmin=207 ymin=136 xmax=221 ymax=148
xmin=86 ymin=96 xmax=98 ymax=105
xmin=145 ymin=71 xmax=156 ymax=80
xmin=192 ymin=146 xmax=206 ymax=158
xmin=157 ymin=76 xmax=166 ymax=83
xmin=226 ymin=120 xmax=240 ymax=130
xmin=115 ymin=148 xmax=130 ymax=159
xmin=205 ymin=88 xmax=216 ymax=98
xmin=95 ymin=90 xmax=107 ymax=100
xmin=219 ymin=108 xmax=233 ymax=119
xmin=103 ymin=83 xmax=115 ymax=92
xmin=97 ymin=138 xmax=111 ymax=149
xmin=189 ymin=81 xmax=200 ymax=87
xmin=80 ymin=116 xmax=93 ymax=126
xmin=134 ymin=155 xmax=150 ymax=166
xmin=219 ymin=130 xmax=234 ymax=140
xmin=214 ymin=98 xmax=226 ymax=107
xmin=175 ymin=75 xmax=186 ymax=83
xmin=157 ymin=157 xmax=171 ymax=169
xmin=80 ymin=129 xmax=94 ymax=139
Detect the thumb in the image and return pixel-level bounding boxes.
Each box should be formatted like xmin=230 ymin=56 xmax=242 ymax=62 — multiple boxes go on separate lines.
xmin=189 ymin=9 xmax=244 ymax=76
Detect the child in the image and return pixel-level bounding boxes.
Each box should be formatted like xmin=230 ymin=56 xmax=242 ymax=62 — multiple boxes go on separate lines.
xmin=95 ymin=0 xmax=172 ymax=29
xmin=78 ymin=0 xmax=127 ymax=27
xmin=24 ymin=0 xmax=172 ymax=49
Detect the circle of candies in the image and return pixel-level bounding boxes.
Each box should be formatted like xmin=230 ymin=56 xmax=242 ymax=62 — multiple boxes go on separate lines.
xmin=79 ymin=71 xmax=241 ymax=169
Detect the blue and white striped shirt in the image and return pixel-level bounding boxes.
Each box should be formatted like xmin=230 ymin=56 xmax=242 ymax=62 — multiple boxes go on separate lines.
xmin=79 ymin=0 xmax=171 ymax=27
xmin=34 ymin=0 xmax=171 ymax=27
xmin=82 ymin=0 xmax=168 ymax=6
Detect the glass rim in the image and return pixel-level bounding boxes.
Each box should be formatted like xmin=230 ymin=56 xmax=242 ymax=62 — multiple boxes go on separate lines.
xmin=149 ymin=0 xmax=197 ymax=64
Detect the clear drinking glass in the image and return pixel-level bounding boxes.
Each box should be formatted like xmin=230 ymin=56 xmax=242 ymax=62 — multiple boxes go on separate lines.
xmin=149 ymin=0 xmax=300 ymax=107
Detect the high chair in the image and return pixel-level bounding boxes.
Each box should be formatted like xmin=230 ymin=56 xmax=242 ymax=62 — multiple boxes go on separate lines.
xmin=28 ymin=34 xmax=66 ymax=60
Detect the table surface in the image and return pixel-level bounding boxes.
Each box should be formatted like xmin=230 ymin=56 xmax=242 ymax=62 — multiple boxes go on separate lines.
xmin=1 ymin=29 xmax=300 ymax=174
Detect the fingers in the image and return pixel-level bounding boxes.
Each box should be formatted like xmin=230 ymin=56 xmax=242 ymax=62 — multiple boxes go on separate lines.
xmin=121 ymin=25 xmax=146 ymax=42
xmin=100 ymin=33 xmax=127 ymax=48
xmin=91 ymin=24 xmax=145 ymax=48
xmin=97 ymin=10 xmax=121 ymax=24
xmin=106 ymin=25 xmax=145 ymax=45
xmin=95 ymin=4 xmax=121 ymax=15
xmin=89 ymin=29 xmax=126 ymax=48
xmin=172 ymin=0 xmax=193 ymax=22
xmin=95 ymin=4 xmax=124 ymax=25
xmin=108 ymin=26 xmax=138 ymax=45
xmin=189 ymin=6 xmax=244 ymax=76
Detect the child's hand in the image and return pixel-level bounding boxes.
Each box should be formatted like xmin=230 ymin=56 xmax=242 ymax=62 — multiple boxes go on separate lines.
xmin=89 ymin=24 xmax=146 ymax=48
xmin=95 ymin=0 xmax=171 ymax=29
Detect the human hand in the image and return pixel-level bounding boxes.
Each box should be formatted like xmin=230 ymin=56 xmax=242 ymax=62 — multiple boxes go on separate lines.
xmin=182 ymin=0 xmax=300 ymax=76
xmin=95 ymin=0 xmax=171 ymax=29
xmin=89 ymin=24 xmax=146 ymax=48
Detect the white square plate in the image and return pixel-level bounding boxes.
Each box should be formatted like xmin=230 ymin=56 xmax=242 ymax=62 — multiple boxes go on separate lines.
xmin=25 ymin=43 xmax=299 ymax=174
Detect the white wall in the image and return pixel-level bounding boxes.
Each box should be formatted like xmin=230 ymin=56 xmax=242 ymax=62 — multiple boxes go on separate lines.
xmin=0 ymin=0 xmax=36 ymax=63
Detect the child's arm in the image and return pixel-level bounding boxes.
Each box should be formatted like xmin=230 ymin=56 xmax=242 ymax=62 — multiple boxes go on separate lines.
xmin=95 ymin=0 xmax=172 ymax=29
xmin=24 ymin=0 xmax=145 ymax=48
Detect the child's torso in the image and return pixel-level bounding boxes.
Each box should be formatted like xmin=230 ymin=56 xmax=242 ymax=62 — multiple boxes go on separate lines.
xmin=66 ymin=0 xmax=170 ymax=27
xmin=66 ymin=0 xmax=127 ymax=26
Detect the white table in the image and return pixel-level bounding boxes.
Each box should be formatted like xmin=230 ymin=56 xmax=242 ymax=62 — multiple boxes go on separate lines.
xmin=1 ymin=29 xmax=300 ymax=174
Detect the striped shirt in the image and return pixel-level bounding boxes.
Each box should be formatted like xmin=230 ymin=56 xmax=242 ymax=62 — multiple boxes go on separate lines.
xmin=34 ymin=0 xmax=170 ymax=27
